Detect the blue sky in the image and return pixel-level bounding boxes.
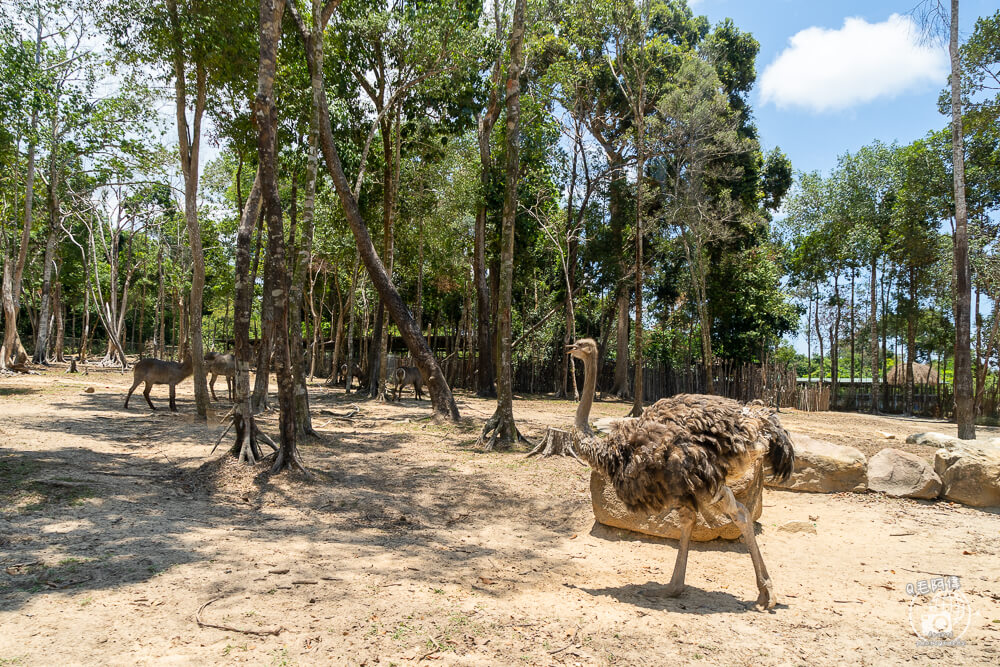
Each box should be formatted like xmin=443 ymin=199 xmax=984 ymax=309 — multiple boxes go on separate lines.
xmin=690 ymin=0 xmax=997 ymax=176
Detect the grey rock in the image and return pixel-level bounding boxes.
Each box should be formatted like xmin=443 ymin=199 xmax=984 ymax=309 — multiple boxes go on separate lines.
xmin=934 ymin=442 xmax=1000 ymax=508
xmin=867 ymin=448 xmax=942 ymax=499
xmin=765 ymin=433 xmax=867 ymax=493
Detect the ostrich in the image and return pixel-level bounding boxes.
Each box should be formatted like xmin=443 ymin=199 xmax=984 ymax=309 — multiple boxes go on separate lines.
xmin=566 ymin=338 xmax=794 ymax=609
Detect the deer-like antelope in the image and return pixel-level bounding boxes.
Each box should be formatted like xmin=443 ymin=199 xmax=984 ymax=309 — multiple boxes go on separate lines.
xmin=205 ymin=351 xmax=236 ymax=402
xmin=124 ymin=355 xmax=193 ymax=412
xmin=339 ymin=362 xmax=365 ymax=389
xmin=393 ymin=366 xmax=425 ymax=401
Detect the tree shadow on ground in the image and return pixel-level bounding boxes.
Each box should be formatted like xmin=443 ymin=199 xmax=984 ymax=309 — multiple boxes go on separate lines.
xmin=1 ymin=397 xmax=581 ymax=614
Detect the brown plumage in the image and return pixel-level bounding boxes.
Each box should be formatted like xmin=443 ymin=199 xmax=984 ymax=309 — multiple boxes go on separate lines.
xmin=567 ymin=338 xmax=794 ymax=610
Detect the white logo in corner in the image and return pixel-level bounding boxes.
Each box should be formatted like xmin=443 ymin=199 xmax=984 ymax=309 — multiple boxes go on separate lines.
xmin=907 ymin=576 xmax=971 ymax=646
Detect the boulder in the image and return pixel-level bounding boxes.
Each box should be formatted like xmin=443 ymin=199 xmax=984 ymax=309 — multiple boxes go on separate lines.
xmin=905 ymin=432 xmax=963 ymax=449
xmin=765 ymin=433 xmax=867 ymax=493
xmin=867 ymin=448 xmax=941 ymax=499
xmin=933 ymin=442 xmax=1000 ymax=508
xmin=590 ymin=458 xmax=763 ymax=542
xmin=776 ymin=520 xmax=816 ymax=534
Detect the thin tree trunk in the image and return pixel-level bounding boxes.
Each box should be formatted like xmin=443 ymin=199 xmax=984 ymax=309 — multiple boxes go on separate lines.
xmin=479 ymin=0 xmax=526 ymax=449
xmin=231 ymin=169 xmax=265 ymax=464
xmin=256 ymin=0 xmax=302 ymax=473
xmin=949 ymin=0 xmax=974 ymax=438
xmin=166 ymin=0 xmax=209 ymax=418
xmin=53 ymin=280 xmax=65 ymax=362
xmin=869 ymin=256 xmax=879 ymax=413
xmin=630 ymin=77 xmax=646 ymax=417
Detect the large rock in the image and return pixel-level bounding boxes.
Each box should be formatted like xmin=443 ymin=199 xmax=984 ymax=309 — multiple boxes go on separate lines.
xmin=933 ymin=442 xmax=1000 ymax=508
xmin=867 ymin=448 xmax=941 ymax=499
xmin=905 ymin=432 xmax=963 ymax=448
xmin=765 ymin=433 xmax=867 ymax=493
xmin=590 ymin=458 xmax=763 ymax=542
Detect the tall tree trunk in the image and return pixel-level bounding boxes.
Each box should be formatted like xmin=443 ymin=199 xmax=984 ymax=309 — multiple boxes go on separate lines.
xmin=166 ymin=0 xmax=209 ymax=418
xmin=53 ymin=281 xmax=65 ymax=362
xmin=479 ymin=0 xmax=526 ymax=449
xmin=33 ymin=169 xmax=60 ymax=364
xmin=374 ymin=114 xmax=399 ymax=402
xmin=291 ymin=63 xmax=321 ymax=435
xmin=292 ymin=3 xmax=459 ymax=421
xmin=473 ymin=41 xmax=503 ymax=398
xmin=832 ymin=272 xmax=841 ymax=407
xmin=906 ymin=268 xmax=916 ymax=416
xmin=231 ymin=169 xmax=265 ymax=464
xmin=869 ymin=256 xmax=879 ymax=413
xmin=609 ymin=174 xmax=630 ymax=398
xmin=949 ymin=0 xmax=975 ymax=438
xmin=156 ymin=241 xmax=165 ymax=358
xmin=252 ymin=242 xmax=275 ymax=411
xmin=630 ymin=98 xmax=645 ymax=417
xmin=560 ymin=141 xmax=579 ymax=400
xmin=256 ymin=0 xmax=302 ymax=473
xmin=815 ymin=283 xmax=824 ymax=385
xmin=344 ymin=250 xmax=360 ymax=391
xmin=288 ymin=173 xmax=316 ymax=436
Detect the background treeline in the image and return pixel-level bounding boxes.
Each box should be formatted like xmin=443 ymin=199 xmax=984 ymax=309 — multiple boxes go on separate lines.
xmin=1 ymin=1 xmax=998 ymax=454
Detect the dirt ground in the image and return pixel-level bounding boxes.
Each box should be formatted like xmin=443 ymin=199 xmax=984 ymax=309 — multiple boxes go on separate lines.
xmin=1 ymin=367 xmax=999 ymax=666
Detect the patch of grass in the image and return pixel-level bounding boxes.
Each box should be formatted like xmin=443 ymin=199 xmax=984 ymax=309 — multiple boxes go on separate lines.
xmin=268 ymin=647 xmax=291 ymax=666
xmin=391 ymin=622 xmax=414 ymax=642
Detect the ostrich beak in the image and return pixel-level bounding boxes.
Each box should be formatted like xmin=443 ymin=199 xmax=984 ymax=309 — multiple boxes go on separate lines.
xmin=565 ymin=343 xmax=578 ymax=355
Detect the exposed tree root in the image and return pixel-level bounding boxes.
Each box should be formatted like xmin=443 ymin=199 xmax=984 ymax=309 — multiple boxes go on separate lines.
xmin=526 ymin=427 xmax=586 ymax=464
xmin=477 ymin=409 xmax=530 ymax=452
xmin=269 ymin=443 xmax=310 ymax=477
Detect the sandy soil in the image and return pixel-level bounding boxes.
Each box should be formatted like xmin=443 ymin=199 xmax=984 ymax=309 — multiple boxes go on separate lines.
xmin=1 ymin=367 xmax=999 ymax=666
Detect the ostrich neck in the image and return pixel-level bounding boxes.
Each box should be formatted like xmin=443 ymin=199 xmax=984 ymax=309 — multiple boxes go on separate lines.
xmin=575 ymin=354 xmax=597 ymax=432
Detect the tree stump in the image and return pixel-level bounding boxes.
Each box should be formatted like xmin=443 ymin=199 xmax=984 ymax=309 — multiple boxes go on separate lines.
xmin=66 ymin=359 xmax=78 ymax=373
xmin=526 ymin=427 xmax=585 ymax=464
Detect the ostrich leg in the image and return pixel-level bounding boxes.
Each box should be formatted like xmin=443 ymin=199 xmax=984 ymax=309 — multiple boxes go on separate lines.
xmin=718 ymin=485 xmax=775 ymax=610
xmin=645 ymin=505 xmax=695 ymax=597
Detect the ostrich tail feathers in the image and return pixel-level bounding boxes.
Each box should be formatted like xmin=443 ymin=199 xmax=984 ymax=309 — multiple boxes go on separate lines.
xmin=765 ymin=413 xmax=795 ymax=482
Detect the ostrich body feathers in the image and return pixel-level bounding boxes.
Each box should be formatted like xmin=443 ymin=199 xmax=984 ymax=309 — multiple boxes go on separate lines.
xmin=576 ymin=394 xmax=794 ymax=515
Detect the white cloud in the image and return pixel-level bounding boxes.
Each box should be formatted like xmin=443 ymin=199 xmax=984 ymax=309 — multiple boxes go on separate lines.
xmin=759 ymin=14 xmax=948 ymax=113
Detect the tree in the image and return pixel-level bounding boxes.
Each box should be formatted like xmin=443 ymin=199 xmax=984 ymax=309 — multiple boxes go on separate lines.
xmin=478 ymin=0 xmax=527 ymax=450
xmin=650 ymin=57 xmax=757 ymax=394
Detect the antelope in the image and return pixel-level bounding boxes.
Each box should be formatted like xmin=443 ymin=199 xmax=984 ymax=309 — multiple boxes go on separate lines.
xmin=339 ymin=362 xmax=365 ymax=389
xmin=205 ymin=351 xmax=236 ymax=402
xmin=393 ymin=366 xmax=425 ymax=401
xmin=124 ymin=355 xmax=193 ymax=412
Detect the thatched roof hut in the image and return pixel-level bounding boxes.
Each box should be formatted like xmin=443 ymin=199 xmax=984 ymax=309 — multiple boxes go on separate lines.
xmin=885 ymin=362 xmax=938 ymax=385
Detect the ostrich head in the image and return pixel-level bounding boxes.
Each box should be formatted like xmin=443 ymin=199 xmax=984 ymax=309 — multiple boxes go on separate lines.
xmin=566 ymin=338 xmax=599 ymax=435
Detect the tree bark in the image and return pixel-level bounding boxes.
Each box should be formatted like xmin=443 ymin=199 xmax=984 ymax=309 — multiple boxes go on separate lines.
xmin=166 ymin=0 xmax=209 ymax=419
xmin=949 ymin=0 xmax=974 ymax=438
xmin=231 ymin=168 xmax=266 ymax=464
xmin=33 ymin=166 xmax=60 ymax=364
xmin=869 ymin=256 xmax=879 ymax=413
xmin=256 ymin=0 xmax=303 ymax=473
xmin=478 ymin=0 xmax=526 ymax=449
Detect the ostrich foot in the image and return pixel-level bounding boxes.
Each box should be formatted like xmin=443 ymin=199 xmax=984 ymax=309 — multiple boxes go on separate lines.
xmin=754 ymin=580 xmax=776 ymax=611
